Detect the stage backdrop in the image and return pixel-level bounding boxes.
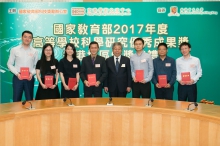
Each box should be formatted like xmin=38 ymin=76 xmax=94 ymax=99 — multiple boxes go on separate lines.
xmin=0 ymin=2 xmax=219 ymax=104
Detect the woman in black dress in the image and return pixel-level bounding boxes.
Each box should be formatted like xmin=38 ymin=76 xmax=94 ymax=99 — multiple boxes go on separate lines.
xmin=35 ymin=43 xmax=60 ymax=100
xmin=58 ymin=43 xmax=81 ymax=98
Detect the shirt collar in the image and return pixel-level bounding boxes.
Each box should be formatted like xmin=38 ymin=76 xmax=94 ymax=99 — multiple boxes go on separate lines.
xmin=158 ymin=56 xmax=167 ymax=61
xmin=181 ymin=54 xmax=192 ymax=60
xmin=114 ymin=55 xmax=121 ymax=60
xmin=20 ymin=44 xmax=31 ymax=50
xmin=136 ymin=51 xmax=144 ymax=56
xmin=91 ymin=55 xmax=97 ymax=59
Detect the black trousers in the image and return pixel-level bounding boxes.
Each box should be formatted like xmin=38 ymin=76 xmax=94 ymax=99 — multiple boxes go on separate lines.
xmin=132 ymin=82 xmax=151 ymax=98
xmin=109 ymin=91 xmax=127 ymax=97
xmin=154 ymin=85 xmax=174 ymax=100
xmin=178 ymin=83 xmax=197 ymax=102
xmin=109 ymin=84 xmax=127 ymax=97
xmin=84 ymin=86 xmax=102 ymax=97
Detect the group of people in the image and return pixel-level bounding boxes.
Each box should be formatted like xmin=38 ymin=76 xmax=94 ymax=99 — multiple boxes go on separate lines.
xmin=7 ymin=30 xmax=202 ymax=102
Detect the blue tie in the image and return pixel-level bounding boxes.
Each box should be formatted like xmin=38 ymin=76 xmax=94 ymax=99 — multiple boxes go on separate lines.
xmin=116 ymin=58 xmax=119 ymax=72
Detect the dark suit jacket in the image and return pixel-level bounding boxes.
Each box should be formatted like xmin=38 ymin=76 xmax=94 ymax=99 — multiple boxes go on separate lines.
xmin=104 ymin=55 xmax=132 ymax=92
xmin=80 ymin=55 xmax=107 ymax=91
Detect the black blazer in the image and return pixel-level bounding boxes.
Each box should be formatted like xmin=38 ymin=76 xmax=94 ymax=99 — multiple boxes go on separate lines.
xmin=104 ymin=55 xmax=132 ymax=92
xmin=80 ymin=55 xmax=107 ymax=90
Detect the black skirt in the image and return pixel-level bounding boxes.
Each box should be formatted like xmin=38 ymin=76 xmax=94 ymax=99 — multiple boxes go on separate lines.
xmin=35 ymin=78 xmax=60 ymax=100
xmin=60 ymin=77 xmax=79 ymax=98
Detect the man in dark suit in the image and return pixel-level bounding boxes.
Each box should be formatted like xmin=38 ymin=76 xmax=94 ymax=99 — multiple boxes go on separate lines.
xmin=80 ymin=41 xmax=107 ymax=97
xmin=104 ymin=42 xmax=132 ymax=97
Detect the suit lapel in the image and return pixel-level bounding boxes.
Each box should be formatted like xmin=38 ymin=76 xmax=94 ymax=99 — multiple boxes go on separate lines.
xmin=110 ymin=57 xmax=117 ymax=73
xmin=117 ymin=56 xmax=124 ymax=73
xmin=94 ymin=55 xmax=97 ymax=65
xmin=89 ymin=55 xmax=94 ymax=66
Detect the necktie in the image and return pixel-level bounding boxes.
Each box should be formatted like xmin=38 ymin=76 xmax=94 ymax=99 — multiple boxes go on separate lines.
xmin=92 ymin=57 xmax=95 ymax=65
xmin=116 ymin=58 xmax=119 ymax=72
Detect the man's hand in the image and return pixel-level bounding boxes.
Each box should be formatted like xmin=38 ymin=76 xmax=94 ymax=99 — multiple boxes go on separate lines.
xmin=17 ymin=73 xmax=22 ymax=80
xmin=28 ymin=74 xmax=32 ymax=81
xmin=179 ymin=80 xmax=185 ymax=85
xmin=104 ymin=87 xmax=108 ymax=93
xmin=126 ymin=87 xmax=131 ymax=92
xmin=186 ymin=79 xmax=194 ymax=85
xmin=156 ymin=83 xmax=161 ymax=88
xmin=133 ymin=77 xmax=138 ymax=83
xmin=140 ymin=79 xmax=146 ymax=84
xmin=95 ymin=81 xmax=100 ymax=87
xmin=84 ymin=80 xmax=90 ymax=87
xmin=165 ymin=83 xmax=171 ymax=88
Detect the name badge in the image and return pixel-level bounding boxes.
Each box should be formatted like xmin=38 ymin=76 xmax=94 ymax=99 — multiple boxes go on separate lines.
xmin=95 ymin=64 xmax=100 ymax=68
xmin=141 ymin=59 xmax=146 ymax=63
xmin=165 ymin=63 xmax=171 ymax=67
xmin=51 ymin=65 xmax=56 ymax=69
xmin=73 ymin=64 xmax=78 ymax=68
xmin=121 ymin=64 xmax=125 ymax=67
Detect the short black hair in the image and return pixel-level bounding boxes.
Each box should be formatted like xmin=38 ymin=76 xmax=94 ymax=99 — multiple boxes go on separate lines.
xmin=22 ymin=30 xmax=33 ymax=38
xmin=89 ymin=41 xmax=99 ymax=48
xmin=134 ymin=38 xmax=144 ymax=45
xmin=158 ymin=43 xmax=168 ymax=49
xmin=179 ymin=42 xmax=191 ymax=50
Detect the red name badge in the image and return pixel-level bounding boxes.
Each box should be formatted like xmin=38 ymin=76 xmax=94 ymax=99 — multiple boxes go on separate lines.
xmin=158 ymin=75 xmax=167 ymax=87
xmin=135 ymin=70 xmax=144 ymax=82
xmin=20 ymin=67 xmax=29 ymax=79
xmin=68 ymin=78 xmax=77 ymax=89
xmin=181 ymin=72 xmax=191 ymax=83
xmin=87 ymin=74 xmax=96 ymax=86
xmin=45 ymin=75 xmax=54 ymax=87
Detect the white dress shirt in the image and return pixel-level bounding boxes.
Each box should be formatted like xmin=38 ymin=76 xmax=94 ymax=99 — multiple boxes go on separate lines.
xmin=114 ymin=55 xmax=121 ymax=65
xmin=7 ymin=44 xmax=38 ymax=75
xmin=176 ymin=55 xmax=202 ymax=84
